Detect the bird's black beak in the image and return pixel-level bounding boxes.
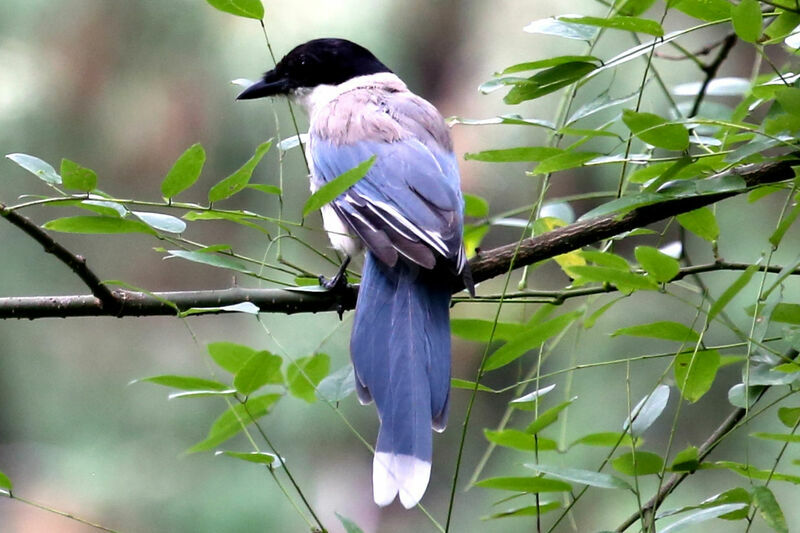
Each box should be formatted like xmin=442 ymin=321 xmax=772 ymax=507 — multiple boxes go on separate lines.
xmin=236 ymin=70 xmax=289 ymax=100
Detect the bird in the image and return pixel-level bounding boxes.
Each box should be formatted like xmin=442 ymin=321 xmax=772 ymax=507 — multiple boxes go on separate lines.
xmin=237 ymin=38 xmax=472 ymax=509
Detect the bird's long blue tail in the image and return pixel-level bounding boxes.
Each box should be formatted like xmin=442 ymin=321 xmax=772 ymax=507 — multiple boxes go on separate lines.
xmin=351 ymin=252 xmax=451 ymax=508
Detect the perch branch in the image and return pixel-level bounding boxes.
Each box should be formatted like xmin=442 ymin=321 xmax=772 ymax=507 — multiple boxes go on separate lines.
xmin=0 ymin=159 xmax=796 ymax=320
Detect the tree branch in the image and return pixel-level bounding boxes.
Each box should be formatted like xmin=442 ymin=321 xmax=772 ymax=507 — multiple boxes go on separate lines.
xmin=0 ymin=158 xmax=796 ymax=320
xmin=0 ymin=202 xmax=122 ymax=314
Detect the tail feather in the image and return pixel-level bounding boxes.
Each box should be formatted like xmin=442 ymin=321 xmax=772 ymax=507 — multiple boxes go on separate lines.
xmin=351 ymin=252 xmax=451 ymax=508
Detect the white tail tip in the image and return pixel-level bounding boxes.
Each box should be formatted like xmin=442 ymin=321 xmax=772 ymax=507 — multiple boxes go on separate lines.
xmin=372 ymin=452 xmax=431 ymax=509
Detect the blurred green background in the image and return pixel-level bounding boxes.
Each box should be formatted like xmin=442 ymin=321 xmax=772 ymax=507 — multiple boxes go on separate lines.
xmin=1 ymin=1 xmax=798 ymax=532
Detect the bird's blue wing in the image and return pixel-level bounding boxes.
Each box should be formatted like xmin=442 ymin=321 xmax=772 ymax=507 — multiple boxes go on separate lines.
xmin=310 ymin=137 xmax=466 ymax=272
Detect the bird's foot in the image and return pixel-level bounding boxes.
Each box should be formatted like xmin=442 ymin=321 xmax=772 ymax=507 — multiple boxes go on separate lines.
xmin=319 ymin=256 xmax=351 ymax=319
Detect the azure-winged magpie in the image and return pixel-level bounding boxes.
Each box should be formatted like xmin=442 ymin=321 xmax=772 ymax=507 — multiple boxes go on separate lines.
xmin=237 ymin=38 xmax=472 ymax=508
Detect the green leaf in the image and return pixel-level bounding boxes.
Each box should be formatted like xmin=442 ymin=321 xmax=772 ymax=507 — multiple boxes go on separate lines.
xmin=612 ymin=321 xmax=699 ymax=342
xmin=504 ymin=62 xmax=597 ymax=104
xmin=450 ymin=378 xmax=496 ymax=393
xmin=622 ymin=110 xmax=690 ymax=151
xmin=778 ymin=407 xmax=800 ymax=428
xmin=670 ymin=0 xmax=731 ymax=21
xmin=6 ymin=153 xmax=61 ymax=185
xmin=660 ymin=504 xmax=750 ymax=533
xmin=581 ymin=250 xmax=630 ymax=270
xmin=706 ymin=461 xmax=800 ymax=484
xmin=567 ymin=265 xmax=659 ymax=293
xmin=531 ymin=151 xmax=600 ymax=175
xmin=132 ymin=211 xmax=186 ymax=233
xmin=526 ymin=464 xmax=631 ymax=489
xmin=558 ymin=15 xmax=664 ymax=36
xmin=247 ymin=184 xmax=282 ymax=195
xmin=708 ymin=263 xmax=758 ymax=321
xmin=769 ymin=202 xmax=800 ymax=248
xmin=234 ymin=351 xmax=283 ymax=395
xmin=615 ymin=0 xmax=657 ymax=16
xmin=187 ymin=393 xmax=281 ymax=453
xmin=776 ymin=88 xmax=800 ymax=117
xmin=569 ymin=431 xmax=636 ymax=448
xmin=578 ymin=193 xmax=666 ymax=221
xmin=751 ymin=432 xmax=800 ymax=443
xmin=335 ymin=513 xmax=365 ymax=533
xmin=676 ymin=207 xmax=719 ymax=242
xmin=217 ymin=450 xmax=277 ymax=465
xmin=207 ymin=342 xmax=256 ymax=374
xmin=612 ymin=451 xmax=664 ymax=476
xmin=0 ymin=470 xmax=12 ymax=492
xmin=161 ymin=144 xmax=206 ymax=199
xmin=463 ymin=193 xmax=489 ymax=217
xmin=731 ymin=0 xmax=763 ymax=43
xmin=669 ymin=445 xmax=700 ymax=472
xmin=525 ymin=398 xmax=577 ymax=434
xmin=42 ymin=216 xmax=155 ymax=235
xmin=756 ymin=303 xmax=800 ymax=325
xmin=626 ymin=385 xmax=670 ymax=437
xmin=316 ymin=364 xmax=356 ymax=402
xmin=205 ymin=0 xmax=264 ymax=19
xmin=208 ymin=141 xmax=271 ymax=203
xmin=752 ymin=486 xmax=788 ymax=533
xmin=484 ymin=312 xmax=581 ymax=371
xmin=464 ymin=146 xmax=562 ymax=162
xmin=138 ymin=375 xmax=229 ymax=391
xmin=451 ymin=319 xmax=523 ymax=342
xmin=566 ymin=89 xmax=639 ymax=125
xmin=60 ymin=159 xmax=97 ymax=191
xmin=635 ymin=246 xmax=679 ymax=282
xmin=484 ymin=429 xmax=539 ymax=451
xmin=524 ymin=18 xmax=598 ymax=40
xmin=286 ymin=353 xmax=330 ymax=403
xmin=500 ymin=55 xmax=602 ymax=74
xmin=674 ymin=350 xmax=721 ymax=403
xmin=475 ymin=476 xmax=572 ymax=493
xmin=303 ymin=156 xmax=375 ymax=216
xmin=483 ymin=503 xmax=561 ymax=519
xmin=448 ymin=114 xmax=556 ymax=129
xmin=166 ymin=250 xmax=251 ymax=274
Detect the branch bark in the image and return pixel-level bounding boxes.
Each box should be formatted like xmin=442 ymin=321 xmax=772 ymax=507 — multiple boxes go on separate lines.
xmin=0 ymin=158 xmax=796 ymax=320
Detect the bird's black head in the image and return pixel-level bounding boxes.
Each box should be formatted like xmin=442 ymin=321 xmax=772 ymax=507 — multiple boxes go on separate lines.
xmin=237 ymin=38 xmax=392 ymax=100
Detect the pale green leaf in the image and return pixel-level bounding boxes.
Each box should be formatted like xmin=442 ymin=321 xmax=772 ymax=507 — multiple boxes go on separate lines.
xmin=205 ymin=0 xmax=264 ymax=19
xmin=676 ymin=207 xmax=719 ymax=242
xmin=525 ymin=464 xmax=631 ymax=489
xmin=464 ymin=146 xmax=562 ymax=162
xmin=303 ymin=156 xmax=375 ymax=216
xmin=675 ymin=350 xmax=720 ymax=403
xmin=216 ymin=450 xmax=277 ymax=465
xmin=43 ymin=216 xmax=155 ymax=235
xmin=635 ymin=246 xmax=680 ymax=282
xmin=132 ymin=211 xmax=186 ymax=233
xmin=752 ymin=486 xmax=788 ymax=533
xmin=161 ymin=144 xmax=205 ymax=199
xmin=137 ymin=375 xmax=229 ymax=391
xmin=286 ymin=353 xmax=330 ymax=403
xmin=208 ymin=141 xmax=271 ymax=203
xmin=558 ymin=15 xmax=664 ymax=36
xmin=612 ymin=321 xmax=699 ymax=342
xmin=622 ymin=110 xmax=690 ymax=150
xmin=732 ymin=0 xmax=763 ymax=43
xmin=187 ymin=393 xmax=281 ymax=453
xmin=316 ymin=364 xmax=356 ymax=402
xmin=612 ymin=451 xmax=664 ymax=476
xmin=484 ymin=312 xmax=581 ymax=371
xmin=207 ymin=342 xmax=256 ymax=374
xmin=475 ymin=476 xmax=572 ymax=493
xmin=60 ymin=158 xmax=97 ymax=191
xmin=234 ymin=351 xmax=283 ymax=395
xmin=463 ymin=193 xmax=489 ymax=217
xmin=6 ymin=153 xmax=61 ymax=185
